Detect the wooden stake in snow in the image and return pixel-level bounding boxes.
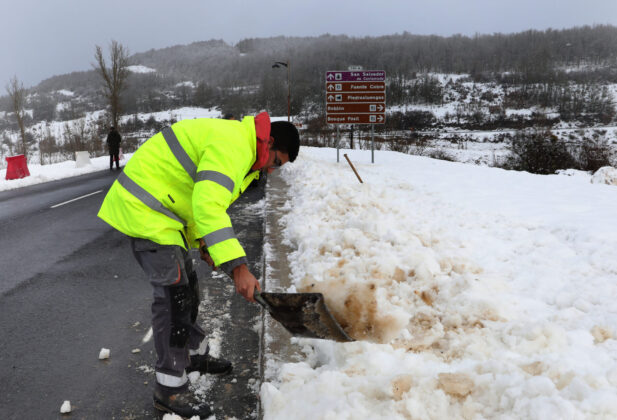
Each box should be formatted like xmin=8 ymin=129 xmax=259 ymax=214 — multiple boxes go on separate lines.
xmin=343 ymin=154 xmax=363 ymax=184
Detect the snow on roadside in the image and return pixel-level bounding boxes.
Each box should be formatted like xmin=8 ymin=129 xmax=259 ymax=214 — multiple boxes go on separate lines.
xmin=261 ymin=147 xmax=617 ymax=419
xmin=0 ymin=154 xmax=132 ymax=192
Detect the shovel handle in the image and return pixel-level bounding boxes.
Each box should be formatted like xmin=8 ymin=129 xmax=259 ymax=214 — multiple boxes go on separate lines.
xmin=218 ymin=267 xmax=266 ymax=307
xmin=254 ymin=290 xmax=273 ymax=312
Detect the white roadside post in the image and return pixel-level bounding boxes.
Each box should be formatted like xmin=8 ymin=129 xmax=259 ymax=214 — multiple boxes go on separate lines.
xmin=75 ymin=151 xmax=91 ymax=168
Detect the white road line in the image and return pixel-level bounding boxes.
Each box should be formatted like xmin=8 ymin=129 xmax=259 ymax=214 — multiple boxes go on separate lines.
xmin=50 ymin=190 xmax=103 ymax=208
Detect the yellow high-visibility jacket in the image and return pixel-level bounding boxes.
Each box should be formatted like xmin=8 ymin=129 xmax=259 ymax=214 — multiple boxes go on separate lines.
xmin=97 ymin=115 xmax=263 ymax=267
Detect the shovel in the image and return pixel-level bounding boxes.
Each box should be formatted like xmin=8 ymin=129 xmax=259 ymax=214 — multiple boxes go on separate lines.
xmin=206 ymin=251 xmax=353 ymax=342
xmin=254 ymin=290 xmax=354 ymax=342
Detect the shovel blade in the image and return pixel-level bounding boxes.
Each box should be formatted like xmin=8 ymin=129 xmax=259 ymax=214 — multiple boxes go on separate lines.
xmin=259 ymin=292 xmax=353 ymax=342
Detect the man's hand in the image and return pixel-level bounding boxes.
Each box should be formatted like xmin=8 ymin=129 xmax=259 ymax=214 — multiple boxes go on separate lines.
xmin=199 ymin=240 xmax=217 ymax=270
xmin=232 ymin=264 xmax=261 ymax=302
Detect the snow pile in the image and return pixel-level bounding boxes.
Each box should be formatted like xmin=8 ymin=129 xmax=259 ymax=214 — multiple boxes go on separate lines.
xmin=591 ymin=166 xmax=617 ymax=186
xmin=262 ymin=147 xmax=617 ymax=419
xmin=56 ymin=89 xmax=74 ymax=97
xmin=126 ymin=65 xmax=156 ymax=73
xmin=0 ymin=154 xmax=129 ymax=192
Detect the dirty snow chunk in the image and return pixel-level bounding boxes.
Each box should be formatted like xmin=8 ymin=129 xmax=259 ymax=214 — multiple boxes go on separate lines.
xmin=98 ymin=348 xmax=110 ymax=360
xmin=391 ymin=374 xmax=414 ymax=400
xmin=60 ymin=400 xmax=71 ymax=413
xmin=437 ymin=372 xmax=474 ymax=398
xmin=591 ymin=166 xmax=617 ymax=185
xmin=591 ymin=325 xmax=613 ymax=343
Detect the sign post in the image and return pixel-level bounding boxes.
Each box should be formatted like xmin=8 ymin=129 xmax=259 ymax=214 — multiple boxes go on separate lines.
xmin=325 ymin=70 xmax=386 ymax=163
xmin=336 ymin=125 xmax=340 ymax=163
xmin=371 ymin=124 xmax=375 ymax=164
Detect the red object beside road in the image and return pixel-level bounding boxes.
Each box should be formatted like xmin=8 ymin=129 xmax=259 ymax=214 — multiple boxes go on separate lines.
xmin=5 ymin=155 xmax=30 ymax=180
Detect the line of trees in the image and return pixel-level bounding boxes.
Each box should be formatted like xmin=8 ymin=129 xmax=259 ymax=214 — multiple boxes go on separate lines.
xmin=9 ymin=25 xmax=615 ymax=119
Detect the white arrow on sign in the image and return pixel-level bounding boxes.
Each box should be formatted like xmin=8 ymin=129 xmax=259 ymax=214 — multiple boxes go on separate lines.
xmin=327 ymin=95 xmax=334 ymax=101
xmin=378 ymin=115 xmax=384 ymax=122
xmin=327 ymin=74 xmax=334 ymax=80
xmin=327 ymin=85 xmax=334 ymax=91
xmin=378 ymin=104 xmax=384 ymax=111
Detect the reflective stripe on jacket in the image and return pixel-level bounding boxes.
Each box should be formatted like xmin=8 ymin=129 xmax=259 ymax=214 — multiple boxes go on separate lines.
xmin=97 ymin=116 xmax=261 ymax=266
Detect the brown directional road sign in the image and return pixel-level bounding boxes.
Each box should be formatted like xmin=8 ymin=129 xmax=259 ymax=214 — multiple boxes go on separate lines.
xmin=327 ymin=103 xmax=386 ymax=113
xmin=326 ymin=82 xmax=385 ymax=92
xmin=325 ymin=70 xmax=386 ymax=124
xmin=326 ymin=93 xmax=386 ymax=103
xmin=327 ymin=114 xmax=386 ymax=124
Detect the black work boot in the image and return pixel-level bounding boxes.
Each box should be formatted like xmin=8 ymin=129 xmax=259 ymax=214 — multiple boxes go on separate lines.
xmin=153 ymin=382 xmax=212 ymax=418
xmin=187 ymin=353 xmax=233 ymax=375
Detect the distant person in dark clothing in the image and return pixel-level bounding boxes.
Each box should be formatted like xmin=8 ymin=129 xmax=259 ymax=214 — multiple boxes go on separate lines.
xmin=107 ymin=127 xmax=122 ymax=170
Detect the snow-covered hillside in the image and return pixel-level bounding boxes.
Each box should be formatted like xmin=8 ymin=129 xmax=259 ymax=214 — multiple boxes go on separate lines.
xmin=2 ymin=71 xmax=616 ymax=172
xmin=261 ymin=147 xmax=617 ymax=419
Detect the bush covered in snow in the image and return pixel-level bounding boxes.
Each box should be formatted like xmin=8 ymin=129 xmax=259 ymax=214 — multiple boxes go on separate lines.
xmin=498 ymin=129 xmax=615 ymax=174
xmin=575 ymin=137 xmax=614 ymax=172
xmin=503 ymin=129 xmax=577 ymax=174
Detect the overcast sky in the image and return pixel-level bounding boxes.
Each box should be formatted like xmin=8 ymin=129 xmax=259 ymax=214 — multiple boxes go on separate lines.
xmin=3 ymin=0 xmax=617 ymax=88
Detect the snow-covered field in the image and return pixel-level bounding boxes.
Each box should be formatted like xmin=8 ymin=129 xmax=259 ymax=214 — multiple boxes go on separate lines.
xmin=261 ymin=147 xmax=617 ymax=420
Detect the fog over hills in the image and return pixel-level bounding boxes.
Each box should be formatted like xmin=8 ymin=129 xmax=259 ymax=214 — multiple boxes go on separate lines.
xmin=1 ymin=26 xmax=616 ymax=173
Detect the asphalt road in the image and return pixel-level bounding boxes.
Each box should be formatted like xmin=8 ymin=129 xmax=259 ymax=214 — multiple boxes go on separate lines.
xmin=0 ymin=169 xmax=265 ymax=419
xmin=0 ymin=170 xmax=117 ymax=295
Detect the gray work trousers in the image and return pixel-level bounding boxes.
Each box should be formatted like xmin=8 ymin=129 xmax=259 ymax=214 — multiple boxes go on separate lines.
xmin=130 ymin=238 xmax=206 ymax=387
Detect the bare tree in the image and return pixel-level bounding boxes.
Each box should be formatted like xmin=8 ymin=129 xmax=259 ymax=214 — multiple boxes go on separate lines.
xmin=5 ymin=76 xmax=28 ymax=157
xmin=93 ymin=40 xmax=129 ymax=128
xmin=39 ymin=123 xmax=57 ymax=165
xmin=2 ymin=132 xmax=14 ymax=156
xmin=63 ymin=120 xmax=87 ymax=156
xmin=33 ymin=127 xmax=43 ymax=165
